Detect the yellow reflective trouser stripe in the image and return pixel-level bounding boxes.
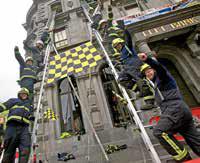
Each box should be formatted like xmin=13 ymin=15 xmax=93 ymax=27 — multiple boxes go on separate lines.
xmin=173 ymin=148 xmax=188 ymax=161
xmin=7 ymin=115 xmax=30 ymax=124
xmin=0 ymin=103 xmax=7 ymax=111
xmin=20 ymin=75 xmax=37 ymax=81
xmin=162 ymin=132 xmax=188 ymax=161
xmin=11 ymin=105 xmax=30 ymax=112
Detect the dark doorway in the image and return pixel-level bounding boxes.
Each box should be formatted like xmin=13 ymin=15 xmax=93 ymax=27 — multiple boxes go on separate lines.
xmin=100 ymin=65 xmax=132 ymax=127
xmin=158 ymin=58 xmax=199 ymax=107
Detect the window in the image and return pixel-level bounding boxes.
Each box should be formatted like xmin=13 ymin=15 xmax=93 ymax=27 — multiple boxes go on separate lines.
xmin=54 ymin=28 xmax=68 ymax=49
xmin=124 ymin=2 xmax=140 ymax=15
xmin=51 ymin=1 xmax=62 ymax=14
xmin=58 ymin=77 xmax=85 ymax=135
xmin=100 ymin=65 xmax=132 ymax=127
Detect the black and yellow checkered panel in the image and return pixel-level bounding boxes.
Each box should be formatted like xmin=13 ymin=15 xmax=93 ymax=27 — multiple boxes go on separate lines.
xmin=44 ymin=108 xmax=57 ymax=121
xmin=47 ymin=42 xmax=103 ymax=83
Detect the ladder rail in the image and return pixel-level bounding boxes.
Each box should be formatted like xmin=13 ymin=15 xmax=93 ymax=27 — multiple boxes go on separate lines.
xmin=82 ymin=5 xmax=161 ymax=163
xmin=29 ymin=10 xmax=56 ymax=162
xmin=28 ymin=44 xmax=51 ymax=163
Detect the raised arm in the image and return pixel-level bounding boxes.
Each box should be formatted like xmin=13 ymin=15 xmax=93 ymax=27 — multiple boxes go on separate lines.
xmin=14 ymin=46 xmax=26 ymax=67
xmin=138 ymin=53 xmax=169 ymax=81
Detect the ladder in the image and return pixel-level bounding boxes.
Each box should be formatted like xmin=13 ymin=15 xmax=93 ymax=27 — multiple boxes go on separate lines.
xmin=28 ymin=11 xmax=56 ymax=163
xmin=82 ymin=4 xmax=162 ymax=163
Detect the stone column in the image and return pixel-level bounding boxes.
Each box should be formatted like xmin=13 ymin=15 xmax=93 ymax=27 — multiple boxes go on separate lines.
xmin=186 ymin=29 xmax=200 ymax=59
xmin=136 ymin=41 xmax=154 ymax=56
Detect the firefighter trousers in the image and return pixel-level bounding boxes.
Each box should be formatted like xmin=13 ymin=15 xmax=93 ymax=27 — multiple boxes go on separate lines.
xmin=2 ymin=122 xmax=31 ymax=163
xmin=153 ymin=101 xmax=200 ymax=162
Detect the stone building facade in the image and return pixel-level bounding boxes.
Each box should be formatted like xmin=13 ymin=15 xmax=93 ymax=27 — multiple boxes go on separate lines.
xmin=23 ymin=0 xmax=200 ymax=162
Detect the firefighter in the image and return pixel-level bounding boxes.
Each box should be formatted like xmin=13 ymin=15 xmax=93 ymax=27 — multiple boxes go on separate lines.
xmin=0 ymin=110 xmax=8 ymax=155
xmin=15 ymin=46 xmax=42 ymax=103
xmin=40 ymin=28 xmax=50 ymax=47
xmin=23 ymin=39 xmax=44 ymax=67
xmin=112 ymin=38 xmax=140 ymax=79
xmin=138 ymin=53 xmax=200 ymax=162
xmin=0 ymin=88 xmax=34 ymax=163
xmin=118 ymin=72 xmax=156 ymax=110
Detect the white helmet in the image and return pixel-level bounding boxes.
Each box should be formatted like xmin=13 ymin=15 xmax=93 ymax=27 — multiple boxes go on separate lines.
xmin=98 ymin=19 xmax=107 ymax=29
xmin=36 ymin=40 xmax=44 ymax=46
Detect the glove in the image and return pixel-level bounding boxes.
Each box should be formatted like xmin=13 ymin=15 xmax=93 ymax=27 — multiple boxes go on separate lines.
xmin=14 ymin=46 xmax=19 ymax=52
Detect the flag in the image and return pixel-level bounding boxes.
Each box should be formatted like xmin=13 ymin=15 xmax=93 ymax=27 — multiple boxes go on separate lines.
xmin=47 ymin=42 xmax=103 ymax=83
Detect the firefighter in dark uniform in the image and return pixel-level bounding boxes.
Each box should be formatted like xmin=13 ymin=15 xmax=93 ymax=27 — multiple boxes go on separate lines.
xmin=23 ymin=40 xmax=44 ymax=67
xmin=113 ymin=38 xmax=156 ymax=109
xmin=118 ymin=71 xmax=156 ymax=110
xmin=14 ymin=46 xmax=42 ymax=103
xmin=112 ymin=38 xmax=141 ymax=79
xmin=0 ymin=88 xmax=33 ymax=163
xmin=138 ymin=53 xmax=200 ymax=162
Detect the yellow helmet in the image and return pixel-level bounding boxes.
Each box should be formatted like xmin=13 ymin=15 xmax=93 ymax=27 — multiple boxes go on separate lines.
xmin=18 ymin=88 xmax=30 ymax=97
xmin=112 ymin=38 xmax=124 ymax=48
xmin=140 ymin=64 xmax=151 ymax=73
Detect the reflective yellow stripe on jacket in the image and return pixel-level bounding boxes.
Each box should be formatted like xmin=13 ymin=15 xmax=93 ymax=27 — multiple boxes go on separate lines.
xmin=24 ymin=68 xmax=36 ymax=72
xmin=20 ymin=75 xmax=37 ymax=81
xmin=7 ymin=115 xmax=30 ymax=124
xmin=11 ymin=105 xmax=30 ymax=112
xmin=0 ymin=103 xmax=7 ymax=111
xmin=162 ymin=132 xmax=188 ymax=161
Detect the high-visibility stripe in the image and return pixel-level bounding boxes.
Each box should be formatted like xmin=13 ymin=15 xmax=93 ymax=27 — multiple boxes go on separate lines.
xmin=173 ymin=148 xmax=188 ymax=161
xmin=0 ymin=103 xmax=7 ymax=111
xmin=162 ymin=132 xmax=188 ymax=161
xmin=7 ymin=115 xmax=30 ymax=124
xmin=131 ymin=84 xmax=137 ymax=91
xmin=11 ymin=105 xmax=30 ymax=112
xmin=109 ymin=33 xmax=119 ymax=37
xmin=24 ymin=68 xmax=36 ymax=73
xmin=143 ymin=95 xmax=155 ymax=100
xmin=20 ymin=75 xmax=37 ymax=81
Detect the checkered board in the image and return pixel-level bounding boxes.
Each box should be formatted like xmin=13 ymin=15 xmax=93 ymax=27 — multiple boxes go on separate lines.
xmin=47 ymin=42 xmax=103 ymax=83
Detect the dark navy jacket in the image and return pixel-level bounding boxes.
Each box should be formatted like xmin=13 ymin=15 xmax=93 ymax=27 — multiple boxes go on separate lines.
xmin=0 ymin=98 xmax=33 ymax=125
xmin=23 ymin=41 xmax=43 ymax=66
xmin=146 ymin=58 xmax=183 ymax=109
xmin=15 ymin=51 xmax=38 ymax=82
xmin=120 ymin=45 xmax=143 ymax=79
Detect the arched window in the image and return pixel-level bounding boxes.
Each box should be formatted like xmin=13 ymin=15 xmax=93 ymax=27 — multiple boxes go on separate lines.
xmin=58 ymin=77 xmax=85 ymax=135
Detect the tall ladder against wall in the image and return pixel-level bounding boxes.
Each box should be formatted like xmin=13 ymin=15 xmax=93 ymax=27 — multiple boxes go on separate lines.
xmin=28 ymin=10 xmax=57 ymax=163
xmin=81 ymin=3 xmax=162 ymax=163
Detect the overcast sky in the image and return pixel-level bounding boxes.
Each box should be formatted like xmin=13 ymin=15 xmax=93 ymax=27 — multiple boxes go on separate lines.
xmin=0 ymin=0 xmax=33 ymax=101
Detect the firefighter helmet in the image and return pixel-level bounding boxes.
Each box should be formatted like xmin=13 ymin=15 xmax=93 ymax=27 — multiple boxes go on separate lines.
xmin=36 ymin=40 xmax=44 ymax=46
xmin=25 ymin=56 xmax=33 ymax=62
xmin=112 ymin=38 xmax=124 ymax=49
xmin=98 ymin=19 xmax=107 ymax=29
xmin=140 ymin=64 xmax=151 ymax=73
xmin=18 ymin=88 xmax=30 ymax=97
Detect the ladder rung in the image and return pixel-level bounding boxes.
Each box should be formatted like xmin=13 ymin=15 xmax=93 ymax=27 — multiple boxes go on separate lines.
xmin=153 ymin=143 xmax=160 ymax=147
xmin=144 ymin=124 xmax=154 ymax=129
